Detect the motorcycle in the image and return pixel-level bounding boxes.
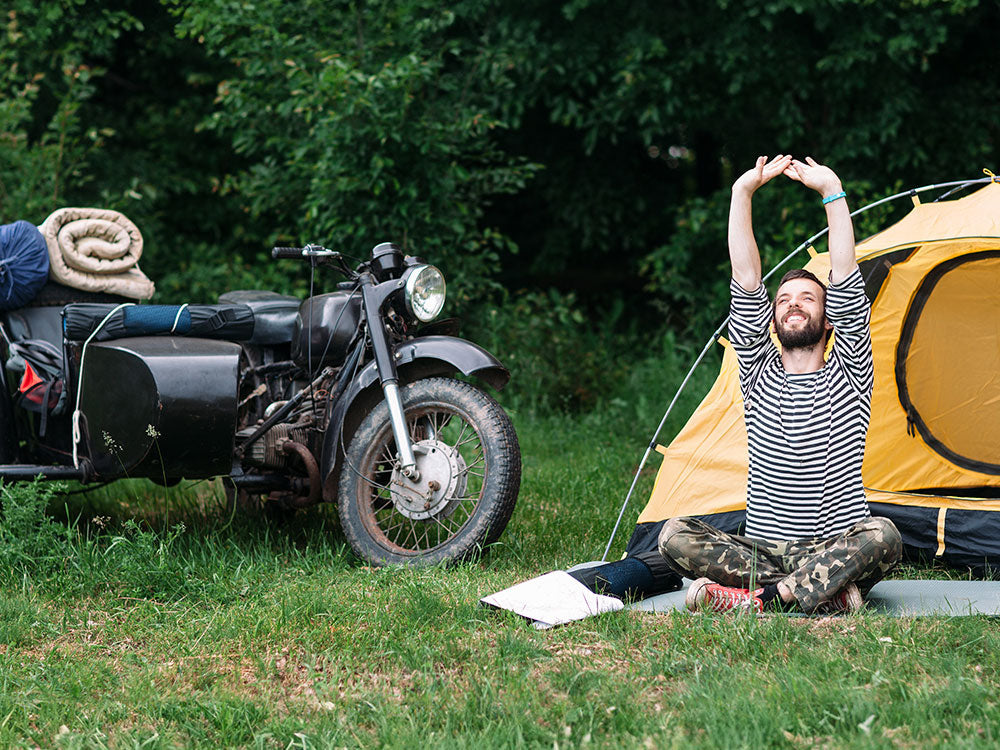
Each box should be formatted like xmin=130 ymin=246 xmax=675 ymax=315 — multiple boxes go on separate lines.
xmin=0 ymin=242 xmax=521 ymax=567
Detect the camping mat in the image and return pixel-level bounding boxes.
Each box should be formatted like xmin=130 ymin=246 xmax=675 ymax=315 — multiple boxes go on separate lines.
xmin=39 ymin=207 xmax=154 ymax=300
xmin=628 ymin=578 xmax=1000 ymax=617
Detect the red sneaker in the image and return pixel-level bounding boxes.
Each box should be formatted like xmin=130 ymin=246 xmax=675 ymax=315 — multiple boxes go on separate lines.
xmin=685 ymin=577 xmax=764 ymax=614
xmin=818 ymin=582 xmax=863 ymax=614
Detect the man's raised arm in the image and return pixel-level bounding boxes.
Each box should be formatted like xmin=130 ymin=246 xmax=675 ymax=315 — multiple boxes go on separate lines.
xmin=786 ymin=157 xmax=856 ymax=283
xmin=728 ymin=155 xmax=794 ymax=291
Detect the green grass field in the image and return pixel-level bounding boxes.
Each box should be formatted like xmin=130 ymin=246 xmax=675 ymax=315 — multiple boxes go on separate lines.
xmin=1 ymin=405 xmax=998 ymax=749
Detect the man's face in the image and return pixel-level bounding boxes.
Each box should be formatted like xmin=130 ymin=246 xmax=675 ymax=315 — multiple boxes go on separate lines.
xmin=773 ymin=278 xmax=832 ymax=349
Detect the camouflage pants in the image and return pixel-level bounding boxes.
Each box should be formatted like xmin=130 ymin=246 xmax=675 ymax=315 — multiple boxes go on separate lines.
xmin=657 ymin=516 xmax=902 ymax=613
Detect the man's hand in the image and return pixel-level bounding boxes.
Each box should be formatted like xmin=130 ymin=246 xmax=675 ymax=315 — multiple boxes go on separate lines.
xmin=786 ymin=157 xmax=856 ymax=282
xmin=785 ymin=157 xmax=843 ymax=196
xmin=732 ymin=154 xmax=793 ymax=197
xmin=729 ymin=156 xmax=791 ymax=290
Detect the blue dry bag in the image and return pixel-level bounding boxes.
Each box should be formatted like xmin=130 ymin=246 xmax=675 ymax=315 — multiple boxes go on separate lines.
xmin=0 ymin=221 xmax=50 ymax=310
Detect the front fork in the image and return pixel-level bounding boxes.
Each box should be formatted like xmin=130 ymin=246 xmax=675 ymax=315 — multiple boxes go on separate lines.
xmin=360 ymin=274 xmax=420 ymax=480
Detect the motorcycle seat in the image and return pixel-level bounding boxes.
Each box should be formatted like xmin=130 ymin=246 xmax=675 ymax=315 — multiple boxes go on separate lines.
xmin=218 ymin=290 xmax=300 ymax=345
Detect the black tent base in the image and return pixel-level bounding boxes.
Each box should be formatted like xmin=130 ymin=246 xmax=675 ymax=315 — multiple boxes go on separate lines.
xmin=625 ymin=504 xmax=1000 ymax=576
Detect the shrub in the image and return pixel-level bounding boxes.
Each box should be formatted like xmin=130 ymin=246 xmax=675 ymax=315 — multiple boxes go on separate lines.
xmin=0 ymin=480 xmax=74 ymax=581
xmin=467 ymin=288 xmax=636 ymax=413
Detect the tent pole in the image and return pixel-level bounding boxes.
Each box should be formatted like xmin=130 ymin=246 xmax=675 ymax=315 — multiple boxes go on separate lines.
xmin=599 ymin=176 xmax=992 ymax=560
xmin=600 ymin=317 xmax=727 ymax=562
xmin=601 ymin=444 xmax=654 ymax=562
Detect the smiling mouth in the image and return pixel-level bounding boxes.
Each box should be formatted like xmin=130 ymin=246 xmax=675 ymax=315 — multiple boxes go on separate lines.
xmin=783 ymin=312 xmax=807 ymax=324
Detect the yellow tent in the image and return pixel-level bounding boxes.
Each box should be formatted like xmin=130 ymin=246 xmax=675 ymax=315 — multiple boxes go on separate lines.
xmin=625 ymin=179 xmax=1000 ymax=570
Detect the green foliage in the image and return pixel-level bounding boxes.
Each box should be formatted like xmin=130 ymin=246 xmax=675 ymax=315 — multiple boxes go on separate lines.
xmin=0 ymin=479 xmax=224 ymax=601
xmin=468 ymin=287 xmax=636 ymax=412
xmin=640 ymin=174 xmax=914 ymax=336
xmin=168 ymin=0 xmax=539 ymax=306
xmin=0 ymin=480 xmax=74 ymax=579
xmin=0 ymin=1 xmax=140 ymax=221
xmin=2 ymin=0 xmax=997 ymax=412
xmin=0 ymin=413 xmax=997 ymax=747
xmin=482 ymin=0 xmax=998 ymax=291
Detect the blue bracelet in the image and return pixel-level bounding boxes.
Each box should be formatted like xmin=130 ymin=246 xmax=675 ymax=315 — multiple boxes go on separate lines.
xmin=822 ymin=191 xmax=847 ymax=205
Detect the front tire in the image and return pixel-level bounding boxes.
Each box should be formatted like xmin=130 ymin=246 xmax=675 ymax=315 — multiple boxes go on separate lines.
xmin=337 ymin=377 xmax=520 ymax=567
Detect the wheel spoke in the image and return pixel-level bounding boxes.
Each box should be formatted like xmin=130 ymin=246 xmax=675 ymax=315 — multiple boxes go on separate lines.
xmin=462 ymin=453 xmax=486 ymax=471
xmin=400 ymin=516 xmax=419 ymax=549
xmin=452 ymin=432 xmax=483 ymax=450
xmin=431 ymin=509 xmax=459 ymax=532
xmin=451 ymin=420 xmax=471 ymax=448
xmin=381 ymin=514 xmax=408 ymax=538
xmin=378 ymin=444 xmax=395 ymax=465
xmin=429 ymin=509 xmax=461 ymax=538
xmin=417 ymin=520 xmax=433 ymax=549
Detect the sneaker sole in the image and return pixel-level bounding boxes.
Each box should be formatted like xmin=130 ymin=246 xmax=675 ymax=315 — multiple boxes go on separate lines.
xmin=685 ymin=577 xmax=713 ymax=611
xmin=842 ymin=583 xmax=863 ymax=613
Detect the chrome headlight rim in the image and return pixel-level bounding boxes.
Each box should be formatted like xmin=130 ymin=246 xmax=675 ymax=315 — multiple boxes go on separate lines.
xmin=403 ymin=264 xmax=446 ymax=323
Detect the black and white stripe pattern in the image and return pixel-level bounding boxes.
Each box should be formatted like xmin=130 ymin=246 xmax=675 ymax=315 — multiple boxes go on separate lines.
xmin=729 ymin=268 xmax=873 ymax=540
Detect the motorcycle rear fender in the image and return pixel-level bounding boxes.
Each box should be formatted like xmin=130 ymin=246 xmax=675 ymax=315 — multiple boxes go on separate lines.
xmin=320 ymin=335 xmax=510 ymax=497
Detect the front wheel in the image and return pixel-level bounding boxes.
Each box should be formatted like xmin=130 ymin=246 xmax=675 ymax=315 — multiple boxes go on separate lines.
xmin=337 ymin=377 xmax=521 ymax=567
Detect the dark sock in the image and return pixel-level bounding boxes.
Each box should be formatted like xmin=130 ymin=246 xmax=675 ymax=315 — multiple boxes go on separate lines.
xmin=758 ymin=584 xmax=781 ymax=607
xmin=758 ymin=584 xmax=800 ymax=612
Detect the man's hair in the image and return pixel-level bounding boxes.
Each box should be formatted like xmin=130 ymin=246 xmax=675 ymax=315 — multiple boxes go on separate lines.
xmin=772 ymin=268 xmax=831 ymax=345
xmin=777 ymin=268 xmax=826 ymax=297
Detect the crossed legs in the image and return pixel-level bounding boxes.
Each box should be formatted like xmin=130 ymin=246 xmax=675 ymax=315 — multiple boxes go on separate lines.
xmin=658 ymin=516 xmax=902 ymax=613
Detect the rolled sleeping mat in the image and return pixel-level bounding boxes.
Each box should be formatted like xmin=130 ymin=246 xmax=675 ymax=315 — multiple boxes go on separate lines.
xmin=0 ymin=221 xmax=51 ymax=311
xmin=62 ymin=302 xmax=255 ymax=342
xmin=39 ymin=207 xmax=154 ymax=300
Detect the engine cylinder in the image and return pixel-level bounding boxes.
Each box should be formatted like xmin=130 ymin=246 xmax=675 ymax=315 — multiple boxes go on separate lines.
xmin=239 ymin=422 xmax=312 ymax=469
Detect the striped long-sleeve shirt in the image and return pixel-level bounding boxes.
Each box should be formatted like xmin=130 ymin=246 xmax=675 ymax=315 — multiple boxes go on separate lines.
xmin=729 ymin=268 xmax=874 ymax=540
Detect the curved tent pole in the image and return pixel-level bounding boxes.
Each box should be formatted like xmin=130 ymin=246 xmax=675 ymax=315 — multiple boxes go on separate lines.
xmin=600 ymin=177 xmax=993 ymax=561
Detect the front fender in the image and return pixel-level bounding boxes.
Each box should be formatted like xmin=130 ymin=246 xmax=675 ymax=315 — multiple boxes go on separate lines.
xmin=363 ymin=335 xmax=511 ymax=393
xmin=319 ymin=336 xmax=510 ymax=498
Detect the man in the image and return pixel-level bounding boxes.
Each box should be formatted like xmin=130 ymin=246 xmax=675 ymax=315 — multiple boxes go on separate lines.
xmin=658 ymin=155 xmax=901 ymax=614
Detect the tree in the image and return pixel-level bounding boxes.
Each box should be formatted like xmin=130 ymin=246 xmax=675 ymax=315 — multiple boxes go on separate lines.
xmin=168 ymin=0 xmax=540 ymax=307
xmin=0 ymin=0 xmax=140 ymax=222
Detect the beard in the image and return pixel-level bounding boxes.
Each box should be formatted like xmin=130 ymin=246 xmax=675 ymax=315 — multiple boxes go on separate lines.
xmin=775 ymin=309 xmax=826 ymax=349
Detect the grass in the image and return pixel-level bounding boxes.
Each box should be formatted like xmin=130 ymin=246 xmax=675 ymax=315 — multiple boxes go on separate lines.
xmin=1 ymin=397 xmax=999 ymax=748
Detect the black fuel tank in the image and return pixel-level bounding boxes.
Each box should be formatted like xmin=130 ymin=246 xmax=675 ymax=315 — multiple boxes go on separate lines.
xmin=79 ymin=337 xmax=241 ymax=479
xmin=292 ymin=291 xmax=362 ymax=367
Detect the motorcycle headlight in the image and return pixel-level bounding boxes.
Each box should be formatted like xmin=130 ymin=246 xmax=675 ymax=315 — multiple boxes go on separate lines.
xmin=403 ymin=264 xmax=446 ymax=322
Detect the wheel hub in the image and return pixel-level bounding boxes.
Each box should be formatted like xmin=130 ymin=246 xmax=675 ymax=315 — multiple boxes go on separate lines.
xmin=389 ymin=439 xmax=467 ymax=520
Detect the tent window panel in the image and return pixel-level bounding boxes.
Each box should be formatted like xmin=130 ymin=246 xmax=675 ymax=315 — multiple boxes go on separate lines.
xmin=860 ymin=246 xmax=917 ymax=303
xmin=898 ymin=251 xmax=1000 ymax=473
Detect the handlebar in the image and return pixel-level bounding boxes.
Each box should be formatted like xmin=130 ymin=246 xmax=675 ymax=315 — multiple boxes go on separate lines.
xmin=272 ymin=246 xmax=308 ymax=259
xmin=271 ymin=244 xmax=357 ymax=278
xmin=272 ymin=244 xmax=341 ymax=260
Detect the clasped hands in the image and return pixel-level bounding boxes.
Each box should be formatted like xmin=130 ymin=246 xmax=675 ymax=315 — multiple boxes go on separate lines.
xmin=733 ymin=155 xmax=842 ymax=198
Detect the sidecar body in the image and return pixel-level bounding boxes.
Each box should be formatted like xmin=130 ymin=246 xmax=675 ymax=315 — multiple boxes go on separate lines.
xmin=0 ymin=286 xmax=246 ymax=482
xmin=74 ymin=336 xmax=241 ymax=479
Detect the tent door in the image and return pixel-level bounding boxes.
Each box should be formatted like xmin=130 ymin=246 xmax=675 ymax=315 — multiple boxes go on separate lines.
xmin=895 ymin=249 xmax=1000 ymax=474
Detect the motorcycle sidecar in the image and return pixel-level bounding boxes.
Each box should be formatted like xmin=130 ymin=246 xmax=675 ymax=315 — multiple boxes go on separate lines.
xmin=72 ymin=336 xmax=242 ymax=480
